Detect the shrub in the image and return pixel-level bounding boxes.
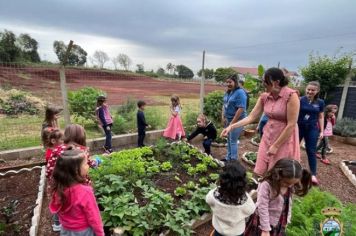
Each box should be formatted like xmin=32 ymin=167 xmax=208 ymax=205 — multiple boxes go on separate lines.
xmin=68 ymin=87 xmax=104 ymax=121
xmin=111 ymin=115 xmax=128 ymax=134
xmin=333 ymin=118 xmax=356 ymax=137
xmin=204 ymin=91 xmax=224 ymax=125
xmin=0 ymin=88 xmax=45 ymax=116
xmin=117 ymin=98 xmax=136 ymax=120
xmin=145 ymin=107 xmax=166 ymax=130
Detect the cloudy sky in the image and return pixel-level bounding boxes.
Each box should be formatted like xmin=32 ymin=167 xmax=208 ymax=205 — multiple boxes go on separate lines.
xmin=0 ymin=0 xmax=355 ymax=73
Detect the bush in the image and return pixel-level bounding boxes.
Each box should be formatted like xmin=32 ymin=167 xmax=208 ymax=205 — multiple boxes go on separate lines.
xmin=117 ymin=98 xmax=136 ymax=120
xmin=204 ymin=90 xmax=224 ymax=124
xmin=333 ymin=118 xmax=356 ymax=137
xmin=145 ymin=107 xmax=166 ymax=130
xmin=184 ymin=109 xmax=199 ymax=134
xmin=68 ymin=87 xmax=104 ymax=121
xmin=0 ymin=89 xmax=45 ymax=116
xmin=287 ymin=188 xmax=356 ymax=236
xmin=214 ymin=67 xmax=235 ymax=82
xmin=111 ymin=114 xmax=128 ymax=134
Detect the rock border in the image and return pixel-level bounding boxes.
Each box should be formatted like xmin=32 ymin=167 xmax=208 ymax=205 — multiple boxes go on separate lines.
xmin=0 ymin=165 xmax=42 ymax=177
xmin=250 ymin=137 xmax=260 ymax=147
xmin=242 ymin=151 xmax=257 ymax=166
xmin=29 ymin=166 xmax=46 ymax=236
xmin=339 ymin=160 xmax=356 ymax=188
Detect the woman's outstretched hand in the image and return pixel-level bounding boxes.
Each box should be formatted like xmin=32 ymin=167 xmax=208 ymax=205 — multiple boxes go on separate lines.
xmin=220 ymin=125 xmax=232 ymax=137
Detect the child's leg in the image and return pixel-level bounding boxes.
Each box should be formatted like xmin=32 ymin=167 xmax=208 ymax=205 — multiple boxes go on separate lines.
xmin=320 ymin=138 xmax=327 ymax=158
xmin=202 ymin=139 xmax=212 ymax=155
xmin=104 ymin=124 xmax=112 ymax=150
xmin=52 ymin=213 xmax=61 ymax=231
xmin=325 ymin=136 xmax=331 ymax=151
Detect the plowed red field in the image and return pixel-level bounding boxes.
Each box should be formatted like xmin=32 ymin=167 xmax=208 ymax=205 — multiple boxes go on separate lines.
xmin=0 ymin=66 xmax=223 ymax=105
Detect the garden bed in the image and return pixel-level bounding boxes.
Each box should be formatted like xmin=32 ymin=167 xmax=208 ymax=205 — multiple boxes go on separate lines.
xmin=241 ymin=151 xmax=257 ymax=166
xmin=0 ymin=168 xmax=41 ymax=235
xmin=339 ymin=160 xmax=356 ymax=188
xmin=250 ymin=135 xmax=260 ymax=147
xmin=90 ymin=140 xmax=257 ymax=235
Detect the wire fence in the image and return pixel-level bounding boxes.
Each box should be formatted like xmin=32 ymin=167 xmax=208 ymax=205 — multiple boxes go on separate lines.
xmin=0 ymin=63 xmax=221 ymax=151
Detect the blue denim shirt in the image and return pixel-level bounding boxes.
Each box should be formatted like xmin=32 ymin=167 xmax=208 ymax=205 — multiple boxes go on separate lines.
xmin=223 ymin=88 xmax=247 ymax=121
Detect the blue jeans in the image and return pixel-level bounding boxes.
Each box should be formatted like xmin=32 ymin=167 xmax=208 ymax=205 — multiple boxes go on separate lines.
xmin=299 ymin=123 xmax=319 ymax=175
xmin=226 ymin=119 xmax=243 ymax=160
xmin=203 ymin=138 xmax=212 ymax=155
xmin=103 ymin=124 xmax=112 ymax=150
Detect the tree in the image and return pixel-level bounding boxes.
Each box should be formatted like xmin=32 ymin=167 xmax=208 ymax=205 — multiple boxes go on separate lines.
xmin=257 ymin=64 xmax=265 ymax=79
xmin=136 ymin=64 xmax=144 ymax=73
xmin=214 ymin=67 xmax=236 ymax=82
xmin=0 ymin=30 xmax=20 ymax=62
xmin=175 ymin=65 xmax=194 ymax=79
xmin=17 ymin=33 xmax=40 ymax=62
xmin=197 ymin=68 xmax=214 ymax=79
xmin=301 ymin=53 xmax=352 ymax=98
xmin=111 ymin=56 xmax=119 ymax=70
xmin=166 ymin=62 xmax=175 ymax=74
xmin=156 ymin=67 xmax=165 ymax=76
xmin=92 ymin=50 xmax=109 ymax=68
xmin=53 ymin=40 xmax=87 ymax=66
xmin=117 ymin=53 xmax=132 ymax=71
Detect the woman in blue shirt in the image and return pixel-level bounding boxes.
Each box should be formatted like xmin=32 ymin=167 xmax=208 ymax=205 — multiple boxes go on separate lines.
xmin=298 ymin=81 xmax=324 ymax=185
xmin=222 ymin=74 xmax=247 ymax=161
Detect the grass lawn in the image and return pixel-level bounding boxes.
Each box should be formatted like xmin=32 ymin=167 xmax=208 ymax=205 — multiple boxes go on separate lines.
xmin=0 ymin=97 xmax=200 ymax=151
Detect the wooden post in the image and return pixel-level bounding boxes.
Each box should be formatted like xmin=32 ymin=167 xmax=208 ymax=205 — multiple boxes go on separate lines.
xmin=337 ymin=59 xmax=353 ymax=120
xmin=59 ymin=40 xmax=74 ymax=126
xmin=200 ymin=50 xmax=205 ymax=113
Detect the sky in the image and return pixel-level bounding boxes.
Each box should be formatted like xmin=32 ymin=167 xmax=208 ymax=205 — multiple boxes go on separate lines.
xmin=0 ymin=0 xmax=355 ymax=73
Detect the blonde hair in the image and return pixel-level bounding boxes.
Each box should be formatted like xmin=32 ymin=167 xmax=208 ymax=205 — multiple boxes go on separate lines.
xmin=197 ymin=113 xmax=209 ymax=125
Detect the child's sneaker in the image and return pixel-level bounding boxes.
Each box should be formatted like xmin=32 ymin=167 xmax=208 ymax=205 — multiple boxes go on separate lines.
xmin=52 ymin=224 xmax=62 ymax=232
xmin=311 ymin=175 xmax=319 ymax=185
xmin=103 ymin=146 xmax=112 ymax=154
xmin=316 ymin=153 xmax=322 ymax=159
xmin=321 ymin=158 xmax=331 ymax=165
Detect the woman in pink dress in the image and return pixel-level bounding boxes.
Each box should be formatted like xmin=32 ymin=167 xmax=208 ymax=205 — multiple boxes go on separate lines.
xmin=163 ymin=95 xmax=186 ymax=140
xmin=221 ymin=68 xmax=300 ymax=176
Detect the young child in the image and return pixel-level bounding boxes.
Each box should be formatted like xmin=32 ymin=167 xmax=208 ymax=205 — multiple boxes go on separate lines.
xmin=42 ymin=128 xmax=64 ymax=163
xmin=137 ymin=100 xmax=150 ymax=147
xmin=187 ymin=114 xmax=217 ymax=155
xmin=206 ymin=161 xmax=255 ymax=236
xmin=316 ymin=105 xmax=337 ymax=164
xmin=49 ymin=146 xmax=104 ymax=236
xmin=41 ymin=106 xmax=62 ymax=146
xmin=245 ymin=158 xmax=312 ymax=236
xmin=163 ymin=95 xmax=186 ymax=140
xmin=46 ymin=124 xmax=99 ymax=186
xmin=96 ymin=95 xmax=113 ymax=153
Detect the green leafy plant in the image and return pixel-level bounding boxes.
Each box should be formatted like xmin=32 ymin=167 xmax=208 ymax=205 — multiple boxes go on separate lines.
xmin=209 ymin=173 xmax=219 ymax=181
xmin=195 ymin=163 xmax=208 ymax=173
xmin=199 ymin=177 xmax=209 ymax=186
xmin=161 ymin=161 xmax=172 ymax=171
xmin=174 ymin=187 xmax=187 ymax=197
xmin=187 ymin=167 xmax=196 ymax=176
xmin=333 ymin=118 xmax=356 ymax=137
xmin=185 ymin=181 xmax=196 ymax=190
xmin=68 ymin=87 xmax=104 ymax=121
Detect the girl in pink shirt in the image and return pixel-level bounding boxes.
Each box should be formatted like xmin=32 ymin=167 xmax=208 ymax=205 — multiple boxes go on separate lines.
xmin=49 ymin=146 xmax=104 ymax=236
xmin=245 ymin=159 xmax=312 ymax=236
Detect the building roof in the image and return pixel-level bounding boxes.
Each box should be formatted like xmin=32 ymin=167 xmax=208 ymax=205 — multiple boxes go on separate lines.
xmin=231 ymin=66 xmax=299 ymax=77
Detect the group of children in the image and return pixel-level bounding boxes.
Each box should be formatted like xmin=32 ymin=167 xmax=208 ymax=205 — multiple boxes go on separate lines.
xmin=41 ymin=107 xmax=104 ymax=235
xmin=40 ymin=93 xmax=323 ymax=236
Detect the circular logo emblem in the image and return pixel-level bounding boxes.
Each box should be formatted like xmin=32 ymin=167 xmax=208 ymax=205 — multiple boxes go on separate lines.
xmin=321 ymin=218 xmax=342 ymax=236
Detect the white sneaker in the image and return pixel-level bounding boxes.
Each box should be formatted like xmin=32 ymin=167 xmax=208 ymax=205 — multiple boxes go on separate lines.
xmin=52 ymin=224 xmax=62 ymax=232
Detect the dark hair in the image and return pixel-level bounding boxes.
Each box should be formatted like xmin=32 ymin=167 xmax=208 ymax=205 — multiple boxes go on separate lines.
xmin=64 ymin=124 xmax=86 ymax=146
xmin=96 ymin=95 xmax=106 ymax=107
xmin=42 ymin=128 xmax=63 ymax=148
xmin=238 ymin=79 xmax=245 ymax=86
xmin=263 ymin=68 xmax=289 ymax=87
xmin=218 ymin=161 xmax=247 ymax=204
xmin=44 ymin=106 xmax=62 ymax=125
xmin=262 ymin=158 xmax=312 ymax=198
xmin=137 ymin=100 xmax=146 ymax=108
xmin=52 ymin=146 xmax=86 ymax=207
xmin=325 ymin=105 xmax=334 ymax=114
xmin=226 ymin=74 xmax=239 ymax=89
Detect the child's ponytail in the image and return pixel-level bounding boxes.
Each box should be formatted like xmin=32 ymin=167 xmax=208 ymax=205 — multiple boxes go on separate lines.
xmin=295 ymin=169 xmax=312 ymax=197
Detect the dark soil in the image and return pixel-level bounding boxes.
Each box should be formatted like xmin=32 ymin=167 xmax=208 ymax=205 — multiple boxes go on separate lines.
xmin=0 ymin=169 xmax=41 ymax=236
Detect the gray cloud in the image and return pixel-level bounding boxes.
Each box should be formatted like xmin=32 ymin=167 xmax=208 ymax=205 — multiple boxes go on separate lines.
xmin=0 ymin=0 xmax=355 ymax=71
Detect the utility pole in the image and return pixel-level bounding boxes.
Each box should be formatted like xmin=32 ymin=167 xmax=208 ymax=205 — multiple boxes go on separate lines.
xmin=200 ymin=50 xmax=205 ymax=113
xmin=277 ymin=61 xmax=280 ymax=68
xmin=59 ymin=40 xmax=74 ymax=126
